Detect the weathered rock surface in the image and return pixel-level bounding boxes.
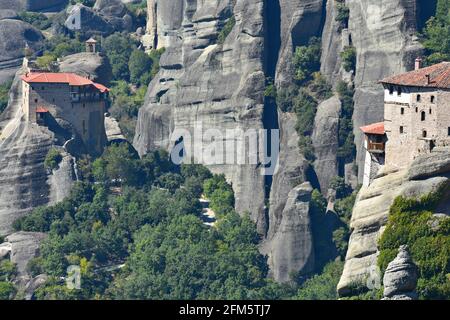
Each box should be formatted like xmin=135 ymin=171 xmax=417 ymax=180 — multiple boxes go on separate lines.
xmin=347 ymin=0 xmax=423 ymax=181
xmin=134 ymin=0 xmax=267 ymax=233
xmin=105 ymin=114 xmax=126 ymax=144
xmin=275 ymin=0 xmax=324 ymax=86
xmin=264 ymin=182 xmax=314 ymax=283
xmin=0 ymin=0 xmax=67 ymax=12
xmin=312 ymin=95 xmax=341 ymax=193
xmin=5 ymin=231 xmax=47 ymax=276
xmin=94 ymin=0 xmax=134 ymax=32
xmin=0 ymin=68 xmax=76 ymax=236
xmin=48 ymin=151 xmax=76 ymax=205
xmin=59 ymin=52 xmax=112 ymax=85
xmin=382 ymin=245 xmax=418 ymax=300
xmin=0 ymin=19 xmax=43 ymax=84
xmin=65 ymin=4 xmax=114 ymax=36
xmin=338 ymin=151 xmax=450 ymax=297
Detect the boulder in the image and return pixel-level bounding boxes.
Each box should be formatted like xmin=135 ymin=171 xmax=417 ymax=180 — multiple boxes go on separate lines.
xmin=59 ymin=52 xmax=112 ymax=85
xmin=5 ymin=232 xmax=47 ymax=276
xmin=105 ymin=114 xmax=127 ymax=144
xmin=65 ymin=4 xmax=114 ymax=36
xmin=383 ymin=245 xmax=418 ymax=300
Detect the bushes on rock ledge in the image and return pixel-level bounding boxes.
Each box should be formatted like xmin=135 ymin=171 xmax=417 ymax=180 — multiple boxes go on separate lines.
xmin=44 ymin=148 xmax=63 ymax=171
xmin=378 ymin=186 xmax=450 ymax=300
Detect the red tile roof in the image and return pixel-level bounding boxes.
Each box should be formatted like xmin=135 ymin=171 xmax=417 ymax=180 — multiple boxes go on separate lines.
xmin=36 ymin=106 xmax=49 ymax=113
xmin=360 ymin=122 xmax=385 ymax=135
xmin=380 ymin=62 xmax=450 ymax=89
xmin=22 ymin=72 xmax=109 ymax=93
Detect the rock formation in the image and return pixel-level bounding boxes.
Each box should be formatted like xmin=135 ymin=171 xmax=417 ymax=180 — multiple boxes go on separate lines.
xmin=0 ymin=19 xmax=43 ymax=84
xmin=3 ymin=231 xmax=47 ymax=277
xmin=312 ymin=96 xmax=341 ymax=193
xmin=134 ymin=0 xmax=268 ymax=233
xmin=0 ymin=0 xmax=68 ymax=12
xmin=59 ymin=52 xmax=113 ymax=85
xmin=0 ymin=67 xmax=78 ymax=236
xmin=347 ymin=0 xmax=423 ymax=181
xmin=264 ymin=182 xmax=315 ymax=283
xmin=338 ymin=150 xmax=449 ymax=297
xmin=382 ymin=245 xmax=418 ymax=300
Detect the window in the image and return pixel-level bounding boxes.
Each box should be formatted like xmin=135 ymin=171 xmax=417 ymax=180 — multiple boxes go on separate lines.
xmin=401 ymin=108 xmax=405 ymax=115
xmin=34 ymin=99 xmax=38 ymax=103
xmin=423 ymin=130 xmax=427 ymax=138
xmin=397 ymin=87 xmax=402 ymax=96
xmin=417 ymin=94 xmax=421 ymax=102
xmin=416 ymin=107 xmax=418 ymax=113
xmin=429 ymin=108 xmax=432 ymax=114
xmin=41 ymin=86 xmax=45 ymax=90
xmin=389 ymin=86 xmax=394 ymax=95
xmin=421 ymin=111 xmax=426 ymax=121
xmin=400 ymin=126 xmax=404 ymax=134
xmin=431 ymin=95 xmax=435 ymax=103
xmin=448 ymin=127 xmax=450 ymax=136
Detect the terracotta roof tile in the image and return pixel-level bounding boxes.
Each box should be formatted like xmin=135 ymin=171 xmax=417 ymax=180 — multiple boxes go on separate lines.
xmin=22 ymin=72 xmax=109 ymax=92
xmin=360 ymin=122 xmax=385 ymax=135
xmin=380 ymin=62 xmax=450 ymax=89
xmin=36 ymin=106 xmax=49 ymax=113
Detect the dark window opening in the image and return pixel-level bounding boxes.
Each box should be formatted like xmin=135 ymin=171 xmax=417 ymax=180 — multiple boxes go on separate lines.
xmin=448 ymin=127 xmax=450 ymax=136
xmin=401 ymin=107 xmax=405 ymax=115
xmin=422 ymin=130 xmax=427 ymax=138
xmin=421 ymin=111 xmax=426 ymax=121
xmin=431 ymin=95 xmax=435 ymax=103
xmin=400 ymin=126 xmax=404 ymax=134
xmin=389 ymin=86 xmax=394 ymax=95
xmin=416 ymin=107 xmax=418 ymax=112
xmin=34 ymin=99 xmax=38 ymax=103
xmin=417 ymin=94 xmax=421 ymax=102
xmin=397 ymin=87 xmax=402 ymax=96
xmin=429 ymin=108 xmax=432 ymax=114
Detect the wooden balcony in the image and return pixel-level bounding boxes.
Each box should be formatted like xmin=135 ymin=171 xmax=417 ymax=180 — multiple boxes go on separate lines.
xmin=368 ymin=142 xmax=385 ymax=153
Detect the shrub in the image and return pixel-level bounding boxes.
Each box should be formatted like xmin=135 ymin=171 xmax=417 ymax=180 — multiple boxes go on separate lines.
xmin=293 ymin=37 xmax=322 ymax=84
xmin=129 ymin=49 xmax=152 ymax=86
xmin=335 ymin=2 xmax=350 ymax=29
xmin=340 ymin=46 xmax=357 ymax=72
xmin=18 ymin=11 xmax=51 ymax=30
xmin=44 ymin=148 xmax=63 ymax=171
xmin=218 ymin=16 xmax=236 ymax=44
xmin=0 ymin=80 xmax=12 ymax=114
xmin=378 ymin=188 xmax=450 ymax=300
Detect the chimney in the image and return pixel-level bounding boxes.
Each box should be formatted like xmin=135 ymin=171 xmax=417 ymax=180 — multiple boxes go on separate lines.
xmin=415 ymin=57 xmax=422 ymax=70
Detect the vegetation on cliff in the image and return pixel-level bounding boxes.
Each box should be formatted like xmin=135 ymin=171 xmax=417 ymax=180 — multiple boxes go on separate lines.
xmin=378 ymin=187 xmax=450 ymax=300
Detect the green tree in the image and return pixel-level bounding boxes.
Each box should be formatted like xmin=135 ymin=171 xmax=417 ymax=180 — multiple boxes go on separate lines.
xmin=44 ymin=148 xmax=63 ymax=170
xmin=293 ymin=37 xmax=322 ymax=84
xmin=129 ymin=49 xmax=152 ymax=85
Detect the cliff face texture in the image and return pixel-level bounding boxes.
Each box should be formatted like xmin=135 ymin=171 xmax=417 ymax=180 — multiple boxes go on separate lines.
xmin=0 ymin=68 xmax=76 ymax=236
xmin=134 ymin=0 xmax=439 ymax=283
xmin=337 ymin=149 xmax=450 ymax=297
xmin=347 ymin=0 xmax=423 ymax=180
xmin=134 ymin=0 xmax=268 ymax=233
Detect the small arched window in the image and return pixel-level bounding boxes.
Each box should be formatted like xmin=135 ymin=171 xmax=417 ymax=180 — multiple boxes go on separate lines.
xmin=400 ymin=126 xmax=404 ymax=134
xmin=401 ymin=107 xmax=405 ymax=115
xmin=421 ymin=111 xmax=426 ymax=121
xmin=429 ymin=108 xmax=432 ymax=114
xmin=389 ymin=86 xmax=394 ymax=95
xmin=423 ymin=130 xmax=427 ymax=138
xmin=417 ymin=94 xmax=421 ymax=102
xmin=397 ymin=87 xmax=402 ymax=96
xmin=431 ymin=95 xmax=435 ymax=103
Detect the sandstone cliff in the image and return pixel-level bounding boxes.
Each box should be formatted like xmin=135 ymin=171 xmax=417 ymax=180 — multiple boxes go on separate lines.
xmin=134 ymin=0 xmax=268 ymax=233
xmin=0 ymin=68 xmax=76 ymax=236
xmin=337 ymin=149 xmax=450 ymax=297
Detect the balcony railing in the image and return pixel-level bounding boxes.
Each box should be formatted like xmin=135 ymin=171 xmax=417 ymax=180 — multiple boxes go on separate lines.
xmin=368 ymin=142 xmax=385 ymax=153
